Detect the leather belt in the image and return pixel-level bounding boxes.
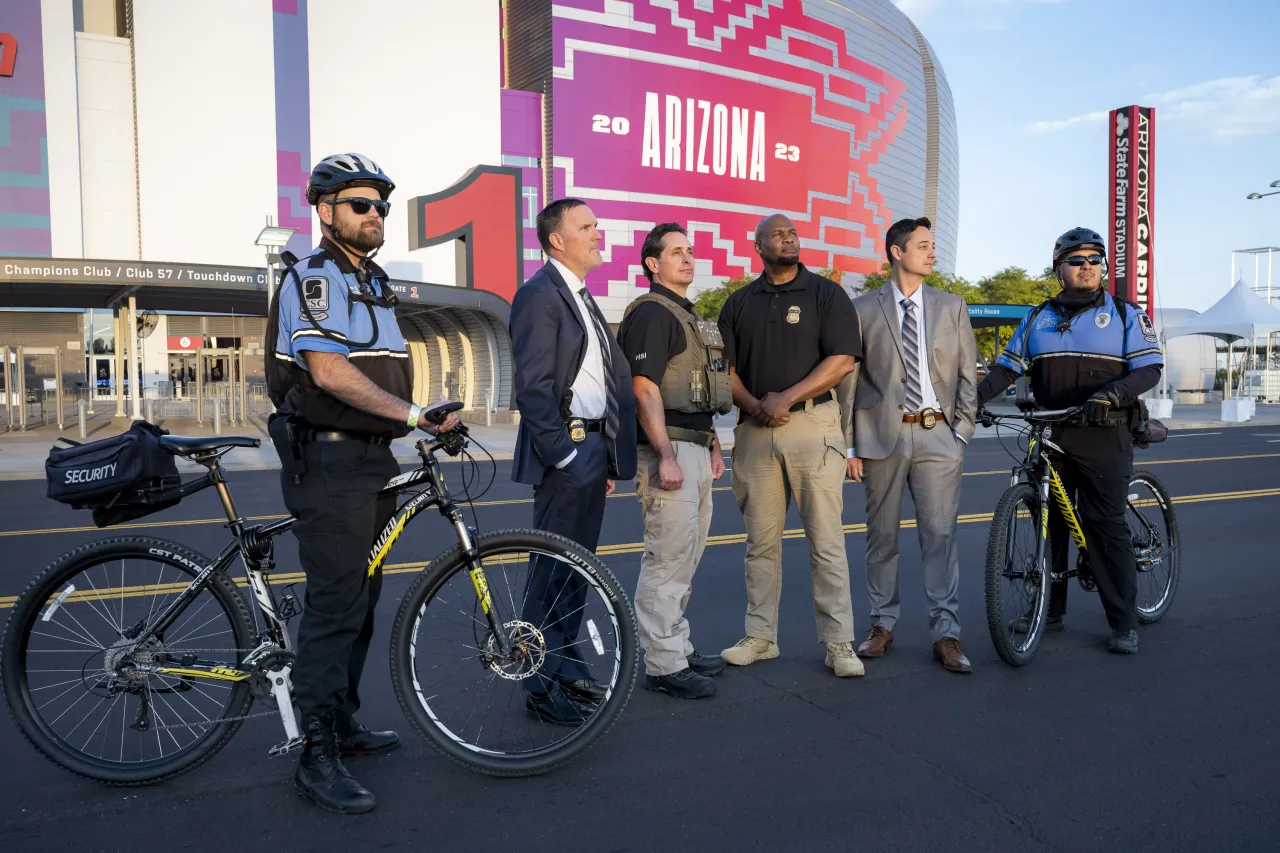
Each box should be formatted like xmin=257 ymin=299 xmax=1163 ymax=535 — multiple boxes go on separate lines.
xmin=302 ymin=428 xmax=393 ymax=446
xmin=788 ymin=391 xmax=833 ymax=412
xmin=576 ymin=419 xmax=605 ymax=433
xmin=902 ymin=410 xmax=946 ymax=425
xmin=666 ymin=426 xmax=716 ymax=448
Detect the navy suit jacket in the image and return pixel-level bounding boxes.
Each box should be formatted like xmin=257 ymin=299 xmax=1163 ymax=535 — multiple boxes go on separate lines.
xmin=510 ymin=262 xmax=637 ymax=486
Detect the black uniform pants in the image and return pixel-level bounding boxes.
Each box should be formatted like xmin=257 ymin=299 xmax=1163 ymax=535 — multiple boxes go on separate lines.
xmin=520 ymin=433 xmax=609 ymax=693
xmin=1046 ymin=424 xmax=1138 ymax=631
xmin=269 ymin=417 xmax=400 ymax=727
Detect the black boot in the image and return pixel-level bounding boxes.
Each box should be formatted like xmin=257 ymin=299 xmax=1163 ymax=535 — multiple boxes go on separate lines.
xmin=295 ymin=715 xmax=377 ymax=814
xmin=336 ymin=718 xmax=401 ymax=756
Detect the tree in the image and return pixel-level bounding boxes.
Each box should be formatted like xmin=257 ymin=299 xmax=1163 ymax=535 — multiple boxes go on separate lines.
xmin=693 ymin=275 xmax=752 ymax=320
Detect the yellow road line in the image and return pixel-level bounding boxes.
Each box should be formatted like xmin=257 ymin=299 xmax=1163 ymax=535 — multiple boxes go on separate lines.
xmin=3 ymin=485 xmax=1276 ymax=610
xmin=3 ymin=452 xmax=1277 ymax=540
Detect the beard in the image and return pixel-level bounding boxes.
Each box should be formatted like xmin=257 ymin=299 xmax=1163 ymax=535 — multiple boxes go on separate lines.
xmin=334 ymin=216 xmax=383 ymax=253
xmin=767 ymin=252 xmax=800 ymax=267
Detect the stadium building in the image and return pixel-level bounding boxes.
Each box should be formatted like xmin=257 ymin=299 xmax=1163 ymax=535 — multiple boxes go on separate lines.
xmin=0 ymin=0 xmax=958 ymax=429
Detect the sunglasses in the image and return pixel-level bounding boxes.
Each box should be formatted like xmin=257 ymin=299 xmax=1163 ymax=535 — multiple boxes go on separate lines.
xmin=1064 ymin=255 xmax=1105 ymax=267
xmin=330 ymin=197 xmax=391 ymax=218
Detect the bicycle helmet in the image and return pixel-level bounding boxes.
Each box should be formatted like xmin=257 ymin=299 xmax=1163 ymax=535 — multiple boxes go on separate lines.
xmin=305 ymin=153 xmax=395 ymax=205
xmin=1052 ymin=227 xmax=1106 ymax=269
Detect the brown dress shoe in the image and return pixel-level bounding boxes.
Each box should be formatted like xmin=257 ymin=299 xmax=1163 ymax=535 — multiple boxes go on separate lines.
xmin=932 ymin=638 xmax=972 ymax=673
xmin=857 ymin=626 xmax=893 ymax=659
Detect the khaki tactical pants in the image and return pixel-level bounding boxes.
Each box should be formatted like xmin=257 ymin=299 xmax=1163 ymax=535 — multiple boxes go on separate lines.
xmin=634 ymin=441 xmax=714 ymax=676
xmin=730 ymin=399 xmax=854 ymax=644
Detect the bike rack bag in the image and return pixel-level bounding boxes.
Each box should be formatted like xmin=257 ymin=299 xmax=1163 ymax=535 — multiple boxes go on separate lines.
xmin=45 ymin=421 xmax=181 ymax=524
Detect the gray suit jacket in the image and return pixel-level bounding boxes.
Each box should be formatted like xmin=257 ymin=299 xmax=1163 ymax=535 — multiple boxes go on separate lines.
xmin=847 ymin=284 xmax=978 ymax=460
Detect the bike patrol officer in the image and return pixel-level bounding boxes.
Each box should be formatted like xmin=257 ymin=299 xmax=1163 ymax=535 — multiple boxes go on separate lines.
xmin=618 ymin=223 xmax=730 ymax=699
xmin=976 ymin=227 xmax=1164 ymax=654
xmin=266 ymin=153 xmax=459 ymax=814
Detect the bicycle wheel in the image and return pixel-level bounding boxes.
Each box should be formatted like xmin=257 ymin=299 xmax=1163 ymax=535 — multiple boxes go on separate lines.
xmin=390 ymin=528 xmax=638 ymax=777
xmin=1 ymin=537 xmax=255 ymax=785
xmin=1127 ymin=470 xmax=1180 ymax=624
xmin=985 ymin=484 xmax=1051 ymax=667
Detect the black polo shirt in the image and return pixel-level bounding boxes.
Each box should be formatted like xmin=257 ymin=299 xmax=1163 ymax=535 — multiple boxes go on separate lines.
xmin=717 ymin=263 xmax=859 ymax=399
xmin=618 ymin=282 xmax=714 ymax=443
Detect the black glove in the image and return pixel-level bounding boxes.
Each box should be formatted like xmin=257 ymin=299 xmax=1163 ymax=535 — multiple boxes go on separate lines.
xmin=977 ymin=405 xmax=996 ymax=428
xmin=1083 ymin=388 xmax=1120 ymax=425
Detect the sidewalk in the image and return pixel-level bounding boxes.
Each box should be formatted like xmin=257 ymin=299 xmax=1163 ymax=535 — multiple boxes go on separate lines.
xmin=3 ymin=403 xmax=1279 ymax=480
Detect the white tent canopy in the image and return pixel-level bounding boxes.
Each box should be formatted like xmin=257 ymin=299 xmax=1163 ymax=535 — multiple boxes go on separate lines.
xmin=1163 ymin=278 xmax=1280 ymax=342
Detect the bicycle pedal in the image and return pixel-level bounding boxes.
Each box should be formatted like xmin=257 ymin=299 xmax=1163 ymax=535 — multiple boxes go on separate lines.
xmin=268 ymin=736 xmax=306 ymax=758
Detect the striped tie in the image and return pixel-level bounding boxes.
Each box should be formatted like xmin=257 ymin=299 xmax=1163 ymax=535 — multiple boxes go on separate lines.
xmin=580 ymin=288 xmax=620 ymax=466
xmin=901 ymin=298 xmax=923 ymax=412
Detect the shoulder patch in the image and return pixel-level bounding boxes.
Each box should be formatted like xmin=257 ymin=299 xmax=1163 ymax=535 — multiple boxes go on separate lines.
xmin=301 ymin=276 xmax=329 ymax=322
xmin=1136 ymin=311 xmax=1159 ymax=342
xmin=1095 ymin=312 xmax=1111 ymax=329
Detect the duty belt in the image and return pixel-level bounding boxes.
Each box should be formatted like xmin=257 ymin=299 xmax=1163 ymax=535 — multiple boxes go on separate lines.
xmin=300 ymin=428 xmax=393 ymax=446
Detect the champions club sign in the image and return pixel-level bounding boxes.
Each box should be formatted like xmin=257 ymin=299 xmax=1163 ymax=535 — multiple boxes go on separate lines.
xmin=1109 ymin=106 xmax=1156 ymax=318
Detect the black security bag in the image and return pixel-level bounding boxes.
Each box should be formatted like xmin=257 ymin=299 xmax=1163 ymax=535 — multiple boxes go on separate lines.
xmin=45 ymin=421 xmax=181 ymax=525
xmin=1131 ymin=400 xmax=1168 ymax=449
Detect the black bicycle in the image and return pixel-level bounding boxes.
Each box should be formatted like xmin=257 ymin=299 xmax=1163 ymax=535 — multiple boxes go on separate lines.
xmin=2 ymin=403 xmax=638 ymax=784
xmin=981 ymin=406 xmax=1180 ymax=666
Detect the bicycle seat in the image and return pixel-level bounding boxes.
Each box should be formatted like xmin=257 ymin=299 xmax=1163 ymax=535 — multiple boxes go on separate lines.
xmin=158 ymin=435 xmax=261 ymax=455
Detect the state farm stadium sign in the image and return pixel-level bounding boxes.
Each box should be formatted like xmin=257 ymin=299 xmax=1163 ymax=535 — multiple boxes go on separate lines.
xmin=552 ymin=0 xmax=908 ymax=294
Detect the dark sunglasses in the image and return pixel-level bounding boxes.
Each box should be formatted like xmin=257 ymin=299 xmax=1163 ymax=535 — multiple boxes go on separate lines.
xmin=330 ymin=197 xmax=391 ymax=218
xmin=1064 ymin=255 xmax=1104 ymax=267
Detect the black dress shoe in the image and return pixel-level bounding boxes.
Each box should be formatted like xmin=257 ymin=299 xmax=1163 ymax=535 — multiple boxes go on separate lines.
xmin=558 ymin=677 xmax=607 ymax=704
xmin=295 ymin=716 xmax=377 ymax=815
xmin=645 ymin=668 xmax=716 ymax=699
xmin=525 ymin=687 xmax=594 ymax=726
xmin=1108 ymin=628 xmax=1139 ymax=654
xmin=687 ymin=649 xmax=725 ymax=677
xmin=336 ymin=724 xmax=401 ymax=756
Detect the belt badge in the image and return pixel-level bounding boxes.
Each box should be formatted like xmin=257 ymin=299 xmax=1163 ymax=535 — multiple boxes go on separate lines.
xmin=921 ymin=408 xmax=938 ymax=429
xmin=568 ymin=418 xmax=587 ymax=444
xmin=786 ymin=305 xmax=801 ymax=324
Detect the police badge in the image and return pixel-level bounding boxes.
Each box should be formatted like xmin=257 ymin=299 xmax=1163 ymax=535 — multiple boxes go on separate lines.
xmin=786 ymin=305 xmax=801 ymax=324
xmin=1095 ymin=312 xmax=1111 ymax=329
xmin=568 ymin=418 xmax=587 ymax=444
xmin=921 ymin=408 xmax=938 ymax=429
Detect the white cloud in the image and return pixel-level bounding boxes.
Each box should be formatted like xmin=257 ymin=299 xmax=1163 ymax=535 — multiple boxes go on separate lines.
xmin=1027 ymin=75 xmax=1280 ymax=140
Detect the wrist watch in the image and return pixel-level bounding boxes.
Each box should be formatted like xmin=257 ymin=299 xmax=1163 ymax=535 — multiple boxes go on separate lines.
xmin=407 ymin=404 xmax=422 ymax=429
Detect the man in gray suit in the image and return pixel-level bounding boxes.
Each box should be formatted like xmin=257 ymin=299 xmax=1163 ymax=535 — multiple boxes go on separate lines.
xmin=847 ymin=217 xmax=978 ymax=673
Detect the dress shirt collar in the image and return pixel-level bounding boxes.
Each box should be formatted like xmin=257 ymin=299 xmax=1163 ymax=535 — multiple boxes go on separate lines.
xmin=550 ymin=257 xmax=586 ymax=293
xmin=891 ymin=279 xmax=925 ymax=310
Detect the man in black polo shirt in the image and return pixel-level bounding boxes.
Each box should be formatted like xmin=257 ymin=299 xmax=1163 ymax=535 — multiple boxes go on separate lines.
xmin=716 ymin=213 xmax=864 ymax=678
xmin=619 ymin=223 xmax=730 ymax=699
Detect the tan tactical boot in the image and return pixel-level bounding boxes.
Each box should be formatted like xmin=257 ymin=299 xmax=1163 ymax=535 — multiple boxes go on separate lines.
xmin=825 ymin=642 xmax=866 ymax=677
xmin=720 ymin=637 xmax=780 ymax=666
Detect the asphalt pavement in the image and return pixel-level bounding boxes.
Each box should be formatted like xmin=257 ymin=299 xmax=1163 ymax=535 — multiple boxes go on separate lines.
xmin=1 ymin=428 xmax=1278 ymax=852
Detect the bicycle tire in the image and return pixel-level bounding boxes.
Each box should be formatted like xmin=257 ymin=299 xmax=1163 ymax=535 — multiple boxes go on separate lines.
xmin=1129 ymin=469 xmax=1180 ymax=624
xmin=1 ymin=537 xmax=255 ymax=785
xmin=389 ymin=528 xmax=638 ymax=777
xmin=985 ymin=484 xmax=1050 ymax=667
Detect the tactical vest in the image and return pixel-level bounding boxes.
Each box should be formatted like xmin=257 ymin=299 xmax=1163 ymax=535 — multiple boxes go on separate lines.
xmin=622 ymin=292 xmax=732 ymax=415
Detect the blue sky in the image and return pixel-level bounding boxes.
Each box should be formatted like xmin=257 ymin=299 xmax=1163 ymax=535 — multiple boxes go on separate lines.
xmin=893 ymin=0 xmax=1280 ymax=313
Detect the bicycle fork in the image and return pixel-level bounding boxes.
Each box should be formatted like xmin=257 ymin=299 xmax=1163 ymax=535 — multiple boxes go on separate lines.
xmin=446 ymin=508 xmax=514 ymax=655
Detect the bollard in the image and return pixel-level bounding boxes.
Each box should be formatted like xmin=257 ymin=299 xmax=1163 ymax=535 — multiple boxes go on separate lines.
xmin=77 ymin=398 xmax=87 ymax=440
xmin=213 ymin=398 xmax=222 ymax=435
xmin=485 ymin=391 xmax=492 ymax=427
xmin=145 ymin=397 xmax=154 ymax=424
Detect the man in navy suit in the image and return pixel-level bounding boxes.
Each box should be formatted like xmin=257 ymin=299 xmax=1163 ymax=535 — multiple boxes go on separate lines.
xmin=510 ymin=198 xmax=638 ymax=726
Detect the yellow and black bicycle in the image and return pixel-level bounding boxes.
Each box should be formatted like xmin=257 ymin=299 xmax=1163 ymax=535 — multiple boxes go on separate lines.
xmin=980 ymin=406 xmax=1180 ymax=667
xmin=1 ymin=403 xmax=638 ymax=784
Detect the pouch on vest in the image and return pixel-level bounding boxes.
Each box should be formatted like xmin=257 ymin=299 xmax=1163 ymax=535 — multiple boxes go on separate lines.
xmin=45 ymin=421 xmax=179 ymax=509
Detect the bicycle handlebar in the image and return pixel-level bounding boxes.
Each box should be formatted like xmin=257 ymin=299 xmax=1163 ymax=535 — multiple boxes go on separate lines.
xmin=979 ymin=405 xmax=1084 ymax=427
xmin=415 ymin=424 xmax=470 ymax=459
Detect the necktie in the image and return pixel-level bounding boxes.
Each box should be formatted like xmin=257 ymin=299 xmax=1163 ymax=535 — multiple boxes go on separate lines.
xmin=580 ymin=287 xmax=620 ymax=468
xmin=901 ymin=298 xmax=923 ymax=412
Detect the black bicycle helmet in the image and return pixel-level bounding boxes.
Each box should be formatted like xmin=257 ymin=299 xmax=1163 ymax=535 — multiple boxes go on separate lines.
xmin=1052 ymin=227 xmax=1106 ymax=268
xmin=305 ymin=153 xmax=395 ymax=205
